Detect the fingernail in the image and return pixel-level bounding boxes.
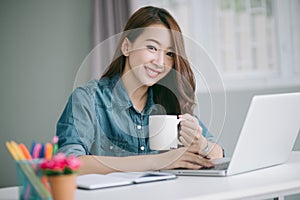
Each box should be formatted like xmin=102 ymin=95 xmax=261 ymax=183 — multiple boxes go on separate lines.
xmin=206 ymin=162 xmax=214 ymax=168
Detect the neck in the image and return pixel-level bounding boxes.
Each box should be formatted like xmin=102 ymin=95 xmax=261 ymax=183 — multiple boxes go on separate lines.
xmin=121 ymin=69 xmax=148 ymax=112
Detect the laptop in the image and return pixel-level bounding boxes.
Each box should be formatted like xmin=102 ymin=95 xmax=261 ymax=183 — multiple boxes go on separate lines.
xmin=162 ymin=92 xmax=300 ymax=176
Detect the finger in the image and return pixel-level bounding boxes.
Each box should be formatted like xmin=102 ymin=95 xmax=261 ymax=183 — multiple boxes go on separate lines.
xmin=183 ymin=152 xmax=214 ymax=168
xmin=194 ymin=157 xmax=214 ymax=168
xmin=176 ymin=161 xmax=202 ymax=170
xmin=179 ymin=135 xmax=190 ymax=146
xmin=180 ymin=126 xmax=198 ymax=138
xmin=179 ymin=113 xmax=195 ymax=121
xmin=180 ymin=119 xmax=198 ymax=130
xmin=179 ymin=131 xmax=195 ymax=145
xmin=180 ymin=118 xmax=202 ymax=136
xmin=180 ymin=115 xmax=199 ymax=128
xmin=180 ymin=127 xmax=202 ymax=145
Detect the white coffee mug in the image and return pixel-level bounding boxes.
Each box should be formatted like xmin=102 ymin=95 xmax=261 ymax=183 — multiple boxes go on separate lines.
xmin=149 ymin=115 xmax=183 ymax=151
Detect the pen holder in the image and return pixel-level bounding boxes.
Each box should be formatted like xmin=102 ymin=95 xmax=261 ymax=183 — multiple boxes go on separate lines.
xmin=16 ymin=159 xmax=52 ymax=200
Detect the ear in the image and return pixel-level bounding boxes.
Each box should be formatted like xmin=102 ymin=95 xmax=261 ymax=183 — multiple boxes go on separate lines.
xmin=121 ymin=37 xmax=131 ymax=57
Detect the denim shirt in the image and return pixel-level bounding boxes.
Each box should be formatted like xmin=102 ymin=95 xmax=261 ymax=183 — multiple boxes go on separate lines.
xmin=56 ymin=74 xmax=215 ymax=157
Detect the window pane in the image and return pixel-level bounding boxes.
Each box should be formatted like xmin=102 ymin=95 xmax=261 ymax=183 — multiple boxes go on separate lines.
xmin=217 ymin=0 xmax=277 ymax=74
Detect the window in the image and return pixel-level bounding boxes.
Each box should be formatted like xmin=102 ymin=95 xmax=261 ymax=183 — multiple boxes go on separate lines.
xmin=218 ymin=0 xmax=277 ymax=74
xmin=130 ymin=0 xmax=300 ymax=90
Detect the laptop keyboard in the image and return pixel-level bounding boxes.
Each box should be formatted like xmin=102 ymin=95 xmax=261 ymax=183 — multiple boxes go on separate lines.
xmin=173 ymin=160 xmax=230 ymax=171
xmin=200 ymin=161 xmax=230 ymax=170
xmin=209 ymin=161 xmax=230 ymax=170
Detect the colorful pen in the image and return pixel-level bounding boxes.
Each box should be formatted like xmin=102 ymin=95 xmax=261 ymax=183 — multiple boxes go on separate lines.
xmin=5 ymin=141 xmax=51 ymax=199
xmin=32 ymin=143 xmax=42 ymax=159
xmin=5 ymin=141 xmax=19 ymax=161
xmin=52 ymin=136 xmax=59 ymax=155
xmin=44 ymin=143 xmax=53 ymax=160
xmin=30 ymin=141 xmax=36 ymax=156
xmin=10 ymin=141 xmax=25 ymax=160
xmin=40 ymin=144 xmax=45 ymax=159
xmin=19 ymin=143 xmax=32 ymax=160
xmin=5 ymin=141 xmax=52 ymax=199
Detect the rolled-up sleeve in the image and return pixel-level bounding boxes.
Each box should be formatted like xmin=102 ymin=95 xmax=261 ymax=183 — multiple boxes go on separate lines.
xmin=196 ymin=117 xmax=215 ymax=142
xmin=56 ymin=87 xmax=96 ymax=156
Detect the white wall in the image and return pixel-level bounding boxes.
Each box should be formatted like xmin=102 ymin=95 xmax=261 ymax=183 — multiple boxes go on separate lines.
xmin=0 ymin=0 xmax=92 ymax=187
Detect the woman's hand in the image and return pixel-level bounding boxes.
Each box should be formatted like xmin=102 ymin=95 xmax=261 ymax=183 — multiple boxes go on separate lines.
xmin=178 ymin=114 xmax=209 ymax=157
xmin=157 ymin=146 xmax=214 ymax=170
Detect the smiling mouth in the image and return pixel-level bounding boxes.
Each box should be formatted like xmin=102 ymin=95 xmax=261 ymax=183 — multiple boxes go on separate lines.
xmin=144 ymin=66 xmax=162 ymax=78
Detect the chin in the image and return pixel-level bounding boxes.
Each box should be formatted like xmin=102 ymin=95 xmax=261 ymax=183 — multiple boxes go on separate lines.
xmin=141 ymin=80 xmax=156 ymax=87
xmin=141 ymin=75 xmax=165 ymax=87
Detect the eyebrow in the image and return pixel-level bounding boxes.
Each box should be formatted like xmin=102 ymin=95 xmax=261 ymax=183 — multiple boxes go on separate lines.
xmin=145 ymin=39 xmax=173 ymax=50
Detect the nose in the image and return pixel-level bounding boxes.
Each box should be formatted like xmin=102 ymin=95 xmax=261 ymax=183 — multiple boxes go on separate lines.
xmin=153 ymin=50 xmax=165 ymax=68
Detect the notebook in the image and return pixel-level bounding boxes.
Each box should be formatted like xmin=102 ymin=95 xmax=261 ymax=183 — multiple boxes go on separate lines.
xmin=76 ymin=171 xmax=176 ymax=189
xmin=162 ymin=92 xmax=300 ymax=176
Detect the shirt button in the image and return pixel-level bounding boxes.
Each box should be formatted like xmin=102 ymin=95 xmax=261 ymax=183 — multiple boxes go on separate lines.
xmin=140 ymin=146 xmax=145 ymax=151
xmin=109 ymin=146 xmax=114 ymax=150
xmin=137 ymin=125 xmax=142 ymax=130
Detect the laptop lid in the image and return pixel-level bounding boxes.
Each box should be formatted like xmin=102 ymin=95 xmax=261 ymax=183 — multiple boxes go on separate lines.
xmin=226 ymin=92 xmax=300 ymax=175
xmin=162 ymin=92 xmax=300 ymax=176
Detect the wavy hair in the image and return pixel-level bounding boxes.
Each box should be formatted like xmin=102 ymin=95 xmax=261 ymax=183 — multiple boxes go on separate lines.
xmin=102 ymin=6 xmax=196 ymax=115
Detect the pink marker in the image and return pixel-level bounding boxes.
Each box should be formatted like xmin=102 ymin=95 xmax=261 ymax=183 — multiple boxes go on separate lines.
xmin=32 ymin=143 xmax=42 ymax=159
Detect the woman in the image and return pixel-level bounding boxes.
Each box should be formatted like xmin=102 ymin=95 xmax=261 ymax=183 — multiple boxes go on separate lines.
xmin=57 ymin=6 xmax=223 ymax=175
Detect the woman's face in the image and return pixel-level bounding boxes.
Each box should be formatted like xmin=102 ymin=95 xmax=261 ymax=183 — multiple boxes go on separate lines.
xmin=122 ymin=24 xmax=175 ymax=87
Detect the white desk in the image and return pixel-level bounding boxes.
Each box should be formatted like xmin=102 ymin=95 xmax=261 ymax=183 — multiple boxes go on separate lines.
xmin=1 ymin=151 xmax=300 ymax=200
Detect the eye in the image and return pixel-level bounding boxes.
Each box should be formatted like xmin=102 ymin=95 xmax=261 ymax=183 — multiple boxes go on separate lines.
xmin=166 ymin=51 xmax=175 ymax=58
xmin=146 ymin=45 xmax=157 ymax=52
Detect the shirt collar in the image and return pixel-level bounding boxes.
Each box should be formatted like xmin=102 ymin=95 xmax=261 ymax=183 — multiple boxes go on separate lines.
xmin=110 ymin=74 xmax=157 ymax=115
xmin=111 ymin=73 xmax=132 ymax=108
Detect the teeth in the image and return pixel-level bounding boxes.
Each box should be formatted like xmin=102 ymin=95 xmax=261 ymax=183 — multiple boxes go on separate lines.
xmin=146 ymin=67 xmax=159 ymax=76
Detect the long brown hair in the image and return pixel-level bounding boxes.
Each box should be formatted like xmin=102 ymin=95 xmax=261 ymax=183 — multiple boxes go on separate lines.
xmin=102 ymin=6 xmax=196 ymax=114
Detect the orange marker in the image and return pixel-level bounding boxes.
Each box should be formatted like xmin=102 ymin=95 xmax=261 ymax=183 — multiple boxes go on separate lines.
xmin=44 ymin=143 xmax=53 ymax=160
xmin=19 ymin=143 xmax=32 ymax=160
